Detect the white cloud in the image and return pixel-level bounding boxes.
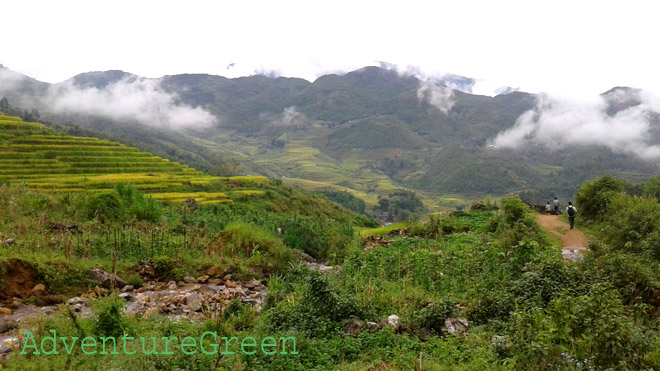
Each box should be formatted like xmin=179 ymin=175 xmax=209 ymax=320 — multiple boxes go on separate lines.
xmin=0 ymin=68 xmax=29 ymax=91
xmin=416 ymin=80 xmax=455 ymax=114
xmin=263 ymin=106 xmax=307 ymax=127
xmin=47 ymin=77 xmax=217 ymax=129
xmin=491 ymin=89 xmax=660 ymax=160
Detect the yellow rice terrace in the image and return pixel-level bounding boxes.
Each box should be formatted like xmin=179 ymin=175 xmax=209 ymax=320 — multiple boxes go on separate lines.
xmin=0 ymin=113 xmax=267 ymax=198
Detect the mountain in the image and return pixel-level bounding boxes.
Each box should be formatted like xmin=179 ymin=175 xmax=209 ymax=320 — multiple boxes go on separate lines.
xmin=1 ymin=65 xmax=658 ymax=208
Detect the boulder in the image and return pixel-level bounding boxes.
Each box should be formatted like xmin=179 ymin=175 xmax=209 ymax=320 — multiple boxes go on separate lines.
xmin=469 ymin=201 xmax=485 ymax=211
xmin=196 ymin=275 xmax=209 ymax=283
xmin=0 ymin=321 xmax=11 ymax=334
xmin=185 ymin=292 xmax=203 ymax=312
xmin=366 ymin=321 xmax=379 ymax=330
xmin=121 ymin=285 xmax=134 ymax=293
xmin=0 ymin=308 xmax=11 ymax=315
xmin=183 ymin=276 xmax=197 ymax=284
xmin=67 ymin=297 xmax=89 ymax=306
xmin=344 ymin=318 xmax=365 ymax=335
xmin=206 ymin=266 xmax=222 ymax=277
xmin=31 ymin=283 xmax=47 ymax=296
xmin=442 ymin=317 xmax=469 ymax=335
xmin=387 ymin=315 xmax=400 ymax=329
xmin=5 ymin=238 xmax=14 ymax=245
xmin=87 ymin=268 xmax=127 ymax=289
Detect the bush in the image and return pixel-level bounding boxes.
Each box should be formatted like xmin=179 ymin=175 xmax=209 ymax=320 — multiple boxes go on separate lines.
xmin=93 ymin=294 xmax=129 ymax=338
xmin=416 ymin=298 xmax=457 ymax=334
xmin=602 ymin=195 xmax=660 ymax=253
xmin=221 ymin=222 xmax=295 ymax=273
xmin=575 ymin=175 xmax=625 ymax=221
xmin=131 ymin=195 xmax=162 ymax=222
xmin=85 ymin=191 xmax=122 ymax=220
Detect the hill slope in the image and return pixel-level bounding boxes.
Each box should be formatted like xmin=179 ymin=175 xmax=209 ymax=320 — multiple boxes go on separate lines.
xmin=2 ymin=65 xmax=659 ymax=208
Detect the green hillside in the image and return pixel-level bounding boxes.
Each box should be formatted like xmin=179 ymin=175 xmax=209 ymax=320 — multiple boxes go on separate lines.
xmin=4 ymin=66 xmax=660 ymax=209
xmin=0 ymin=113 xmax=219 ymax=193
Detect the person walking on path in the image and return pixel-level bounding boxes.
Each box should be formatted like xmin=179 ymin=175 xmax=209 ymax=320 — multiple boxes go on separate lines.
xmin=545 ymin=202 xmax=552 ymax=214
xmin=553 ymin=197 xmax=560 ymax=215
xmin=566 ymin=202 xmax=578 ymax=229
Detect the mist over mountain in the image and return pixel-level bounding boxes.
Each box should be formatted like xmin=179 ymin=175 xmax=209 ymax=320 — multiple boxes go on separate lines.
xmin=2 ymin=64 xmax=659 ymax=207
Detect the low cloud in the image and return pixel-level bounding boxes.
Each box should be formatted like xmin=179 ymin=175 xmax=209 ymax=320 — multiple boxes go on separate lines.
xmin=261 ymin=106 xmax=307 ymax=127
xmin=490 ymin=89 xmax=660 ymax=160
xmin=416 ymin=80 xmax=455 ymax=114
xmin=47 ymin=77 xmax=217 ymax=129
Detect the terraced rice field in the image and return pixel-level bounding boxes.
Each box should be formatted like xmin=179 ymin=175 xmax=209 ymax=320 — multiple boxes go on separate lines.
xmin=0 ymin=114 xmax=268 ymax=200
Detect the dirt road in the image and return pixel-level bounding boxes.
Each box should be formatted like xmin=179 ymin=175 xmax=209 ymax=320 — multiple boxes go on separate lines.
xmin=536 ymin=214 xmax=589 ymax=260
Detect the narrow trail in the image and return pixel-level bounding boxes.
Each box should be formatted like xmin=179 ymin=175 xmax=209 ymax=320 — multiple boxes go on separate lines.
xmin=536 ymin=214 xmax=589 ymax=261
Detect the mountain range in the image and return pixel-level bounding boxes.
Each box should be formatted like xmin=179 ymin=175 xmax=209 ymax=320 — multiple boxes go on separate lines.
xmin=1 ymin=64 xmax=658 ymax=209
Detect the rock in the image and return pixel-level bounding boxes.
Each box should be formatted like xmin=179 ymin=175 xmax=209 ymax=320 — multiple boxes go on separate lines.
xmin=196 ymin=275 xmax=209 ymax=283
xmin=225 ymin=281 xmax=239 ymax=288
xmin=387 ymin=315 xmax=400 ymax=329
xmin=144 ymin=265 xmax=156 ymax=277
xmin=119 ymin=292 xmax=135 ymax=301
xmin=87 ymin=267 xmax=127 ymax=289
xmin=296 ymin=250 xmax=316 ymax=263
xmin=344 ymin=318 xmax=365 ymax=335
xmin=366 ymin=321 xmax=379 ymax=330
xmin=243 ymin=283 xmax=255 ymax=290
xmin=67 ymin=297 xmax=88 ymax=305
xmin=183 ymin=276 xmax=197 ymax=284
xmin=162 ymin=294 xmax=185 ymax=306
xmin=470 ymin=201 xmax=485 ymax=211
xmin=167 ymin=281 xmax=177 ymax=290
xmin=7 ymin=299 xmax=22 ymax=309
xmin=185 ymin=292 xmax=202 ymax=312
xmin=42 ymin=295 xmax=62 ymax=305
xmin=0 ymin=346 xmax=11 ymax=354
xmin=206 ymin=266 xmax=222 ymax=277
xmin=0 ymin=321 xmax=11 ymax=334
xmin=93 ymin=286 xmax=108 ymax=296
xmin=442 ymin=317 xmax=469 ymax=335
xmin=224 ymin=265 xmax=239 ymax=275
xmin=73 ymin=303 xmax=84 ymax=312
xmin=209 ymin=279 xmax=223 ymax=285
xmin=223 ymin=274 xmax=232 ymax=281
xmin=653 ymin=288 xmax=660 ymax=298
xmin=31 ymin=283 xmax=46 ymax=296
xmin=5 ymin=238 xmax=14 ymax=245
xmin=0 ymin=308 xmax=12 ymax=316
xmin=121 ymin=285 xmax=134 ymax=293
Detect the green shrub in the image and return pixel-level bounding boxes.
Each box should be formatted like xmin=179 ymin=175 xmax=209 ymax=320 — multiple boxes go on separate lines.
xmin=86 ymin=191 xmax=122 ymax=220
xmin=416 ymin=298 xmax=457 ymax=334
xmin=575 ymin=174 xmax=625 ymax=221
xmin=124 ymin=272 xmax=144 ymax=289
xmin=93 ymin=294 xmax=129 ymax=338
xmin=131 ymin=195 xmax=162 ymax=222
xmin=602 ymin=195 xmax=660 ymax=253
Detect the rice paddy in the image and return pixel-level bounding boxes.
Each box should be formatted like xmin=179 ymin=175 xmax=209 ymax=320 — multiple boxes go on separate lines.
xmin=0 ymin=114 xmax=268 ymax=198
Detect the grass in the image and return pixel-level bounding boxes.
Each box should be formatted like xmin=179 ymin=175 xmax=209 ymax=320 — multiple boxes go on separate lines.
xmin=357 ymin=221 xmax=410 ymax=237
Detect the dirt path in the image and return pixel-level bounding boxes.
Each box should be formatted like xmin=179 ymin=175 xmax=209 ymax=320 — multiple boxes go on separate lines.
xmin=536 ymin=214 xmax=589 ymax=261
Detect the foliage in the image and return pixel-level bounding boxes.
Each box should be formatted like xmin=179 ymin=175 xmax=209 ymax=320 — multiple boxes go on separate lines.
xmin=575 ymin=174 xmax=625 ymax=221
xmin=93 ymin=294 xmax=129 ymax=338
xmin=85 ymin=191 xmax=122 ymax=220
xmin=319 ymin=190 xmax=366 ymax=214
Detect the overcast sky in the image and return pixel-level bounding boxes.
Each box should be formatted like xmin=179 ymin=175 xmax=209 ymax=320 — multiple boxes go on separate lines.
xmin=2 ymin=0 xmax=660 ymax=97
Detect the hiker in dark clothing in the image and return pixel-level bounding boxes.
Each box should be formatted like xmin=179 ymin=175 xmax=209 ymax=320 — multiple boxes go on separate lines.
xmin=553 ymin=197 xmax=560 ymax=215
xmin=566 ymin=202 xmax=577 ymax=229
